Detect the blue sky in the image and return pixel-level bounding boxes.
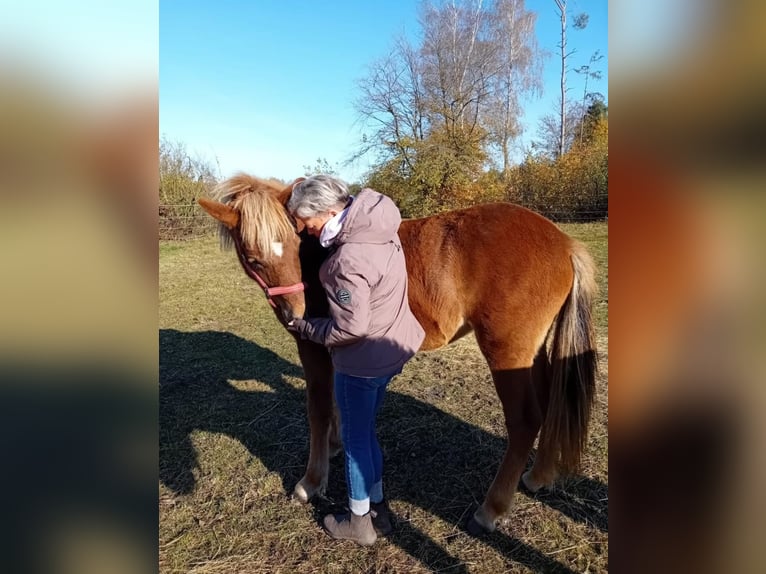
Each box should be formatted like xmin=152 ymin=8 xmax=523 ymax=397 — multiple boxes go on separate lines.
xmin=160 ymin=0 xmax=607 ymax=183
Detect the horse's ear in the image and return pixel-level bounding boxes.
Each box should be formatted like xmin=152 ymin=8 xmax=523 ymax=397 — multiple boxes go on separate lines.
xmin=198 ymin=198 xmax=239 ymax=229
xmin=276 ymin=178 xmax=306 ymax=233
xmin=275 ymin=177 xmax=305 ymax=205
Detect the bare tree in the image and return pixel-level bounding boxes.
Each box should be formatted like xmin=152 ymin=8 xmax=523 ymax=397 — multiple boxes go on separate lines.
xmin=354 ymin=0 xmax=543 ymax=182
xmin=554 ymin=0 xmax=568 ymax=158
xmin=485 ymin=0 xmax=542 ymax=175
xmin=419 ymin=0 xmax=495 ymax=139
xmin=535 ymin=97 xmax=583 ymax=158
xmin=553 ymin=1 xmax=588 ymax=158
xmin=574 ymin=50 xmax=604 ymax=144
xmin=353 ymin=37 xmax=428 ymax=174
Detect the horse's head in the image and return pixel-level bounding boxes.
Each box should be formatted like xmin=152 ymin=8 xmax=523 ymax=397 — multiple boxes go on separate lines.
xmin=198 ymin=174 xmax=306 ymax=324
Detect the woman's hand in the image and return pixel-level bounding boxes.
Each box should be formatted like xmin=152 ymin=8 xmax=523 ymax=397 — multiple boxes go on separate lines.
xmin=286 ymin=317 xmax=308 ymax=338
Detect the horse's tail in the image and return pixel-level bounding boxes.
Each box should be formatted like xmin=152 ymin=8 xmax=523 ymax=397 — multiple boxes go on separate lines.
xmin=539 ymin=240 xmax=599 ymax=475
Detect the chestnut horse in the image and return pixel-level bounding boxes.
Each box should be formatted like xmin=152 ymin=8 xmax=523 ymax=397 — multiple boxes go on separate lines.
xmin=198 ymin=174 xmax=598 ymax=533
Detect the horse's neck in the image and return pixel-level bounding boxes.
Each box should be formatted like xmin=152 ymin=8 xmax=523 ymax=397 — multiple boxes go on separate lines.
xmin=299 ymin=235 xmax=330 ymax=274
xmin=298 ymin=235 xmax=331 ymax=317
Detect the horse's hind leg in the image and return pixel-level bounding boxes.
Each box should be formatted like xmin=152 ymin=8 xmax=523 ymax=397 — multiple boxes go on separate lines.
xmin=522 ymin=347 xmax=558 ymax=493
xmin=294 ymin=340 xmax=335 ymax=502
xmin=468 ymin=340 xmax=544 ymax=533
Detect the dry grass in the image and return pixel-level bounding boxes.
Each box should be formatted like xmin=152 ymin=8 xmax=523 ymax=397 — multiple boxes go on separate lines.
xmin=160 ymin=221 xmax=608 ymax=573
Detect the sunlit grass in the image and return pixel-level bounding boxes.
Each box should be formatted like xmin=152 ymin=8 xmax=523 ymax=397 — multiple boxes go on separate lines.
xmin=160 ymin=222 xmax=608 ymax=573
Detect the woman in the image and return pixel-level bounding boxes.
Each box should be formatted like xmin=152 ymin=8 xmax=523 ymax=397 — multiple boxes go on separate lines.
xmin=286 ymin=174 xmax=425 ymax=546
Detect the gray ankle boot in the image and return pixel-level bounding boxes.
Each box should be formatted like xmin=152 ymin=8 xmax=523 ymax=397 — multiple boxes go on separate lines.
xmin=322 ymin=511 xmax=377 ymax=546
xmin=371 ymin=501 xmax=393 ymax=536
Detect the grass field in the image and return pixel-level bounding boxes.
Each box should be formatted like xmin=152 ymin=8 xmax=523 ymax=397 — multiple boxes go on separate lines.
xmin=160 ymin=221 xmax=608 ymax=573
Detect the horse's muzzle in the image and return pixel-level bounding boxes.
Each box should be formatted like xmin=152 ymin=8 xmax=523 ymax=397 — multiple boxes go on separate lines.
xmin=280 ymin=305 xmax=298 ymax=325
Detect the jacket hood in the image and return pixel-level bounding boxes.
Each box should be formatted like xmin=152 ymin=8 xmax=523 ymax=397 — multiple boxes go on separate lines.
xmin=336 ymin=188 xmax=401 ymax=245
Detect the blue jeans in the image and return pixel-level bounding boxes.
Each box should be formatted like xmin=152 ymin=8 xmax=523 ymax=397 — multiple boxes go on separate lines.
xmin=334 ymin=371 xmax=396 ymax=515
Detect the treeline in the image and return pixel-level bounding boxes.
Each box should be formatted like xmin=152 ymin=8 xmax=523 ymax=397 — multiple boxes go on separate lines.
xmin=354 ymin=0 xmax=606 ymax=220
xmin=159 ymin=137 xmax=220 ymax=238
xmin=508 ymin=101 xmax=607 ymax=221
xmin=365 ymin=99 xmax=607 ymax=220
xmin=160 ymin=0 xmax=607 ymax=235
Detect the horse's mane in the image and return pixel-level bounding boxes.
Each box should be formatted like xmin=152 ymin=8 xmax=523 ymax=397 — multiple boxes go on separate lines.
xmin=213 ymin=173 xmax=294 ymax=257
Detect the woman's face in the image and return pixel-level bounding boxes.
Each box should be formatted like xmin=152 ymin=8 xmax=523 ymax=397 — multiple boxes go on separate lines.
xmin=295 ymin=211 xmax=336 ymax=238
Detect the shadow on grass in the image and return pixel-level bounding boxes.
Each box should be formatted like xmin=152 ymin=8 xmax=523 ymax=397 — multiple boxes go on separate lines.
xmin=160 ymin=328 xmax=605 ymax=573
xmin=159 ymin=329 xmax=306 ymax=496
xmin=525 ymin=472 xmax=609 ymax=533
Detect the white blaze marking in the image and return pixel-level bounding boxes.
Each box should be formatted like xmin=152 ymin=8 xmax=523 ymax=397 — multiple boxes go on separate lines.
xmin=271 ymin=242 xmax=284 ymax=257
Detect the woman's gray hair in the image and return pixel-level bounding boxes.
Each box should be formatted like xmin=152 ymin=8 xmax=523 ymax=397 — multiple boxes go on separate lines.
xmin=288 ymin=174 xmax=349 ymax=218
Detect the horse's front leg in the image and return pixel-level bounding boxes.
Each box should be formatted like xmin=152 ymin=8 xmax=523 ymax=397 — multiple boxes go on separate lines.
xmin=293 ymin=339 xmax=338 ymax=502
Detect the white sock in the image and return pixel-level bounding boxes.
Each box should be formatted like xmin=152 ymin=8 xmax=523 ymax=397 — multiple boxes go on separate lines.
xmin=349 ymin=497 xmax=370 ymax=516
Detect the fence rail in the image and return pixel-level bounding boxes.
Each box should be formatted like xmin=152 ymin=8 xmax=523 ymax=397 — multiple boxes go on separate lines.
xmin=159 ymin=203 xmax=218 ymax=240
xmin=158 ymin=202 xmax=607 ymax=240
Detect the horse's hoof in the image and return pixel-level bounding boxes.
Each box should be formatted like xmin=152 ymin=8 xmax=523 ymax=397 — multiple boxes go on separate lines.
xmin=293 ymin=479 xmax=312 ymax=503
xmin=520 ymin=470 xmax=544 ymax=494
xmin=467 ymin=507 xmax=496 ymax=536
xmin=293 ymin=476 xmax=327 ymax=503
xmin=466 ymin=517 xmax=485 ymax=537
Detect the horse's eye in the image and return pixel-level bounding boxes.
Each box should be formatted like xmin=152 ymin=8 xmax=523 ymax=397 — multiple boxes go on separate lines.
xmin=247 ymin=257 xmax=263 ymax=268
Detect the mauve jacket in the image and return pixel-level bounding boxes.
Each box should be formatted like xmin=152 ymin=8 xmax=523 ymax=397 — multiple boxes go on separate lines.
xmin=295 ymin=188 xmax=425 ymax=377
